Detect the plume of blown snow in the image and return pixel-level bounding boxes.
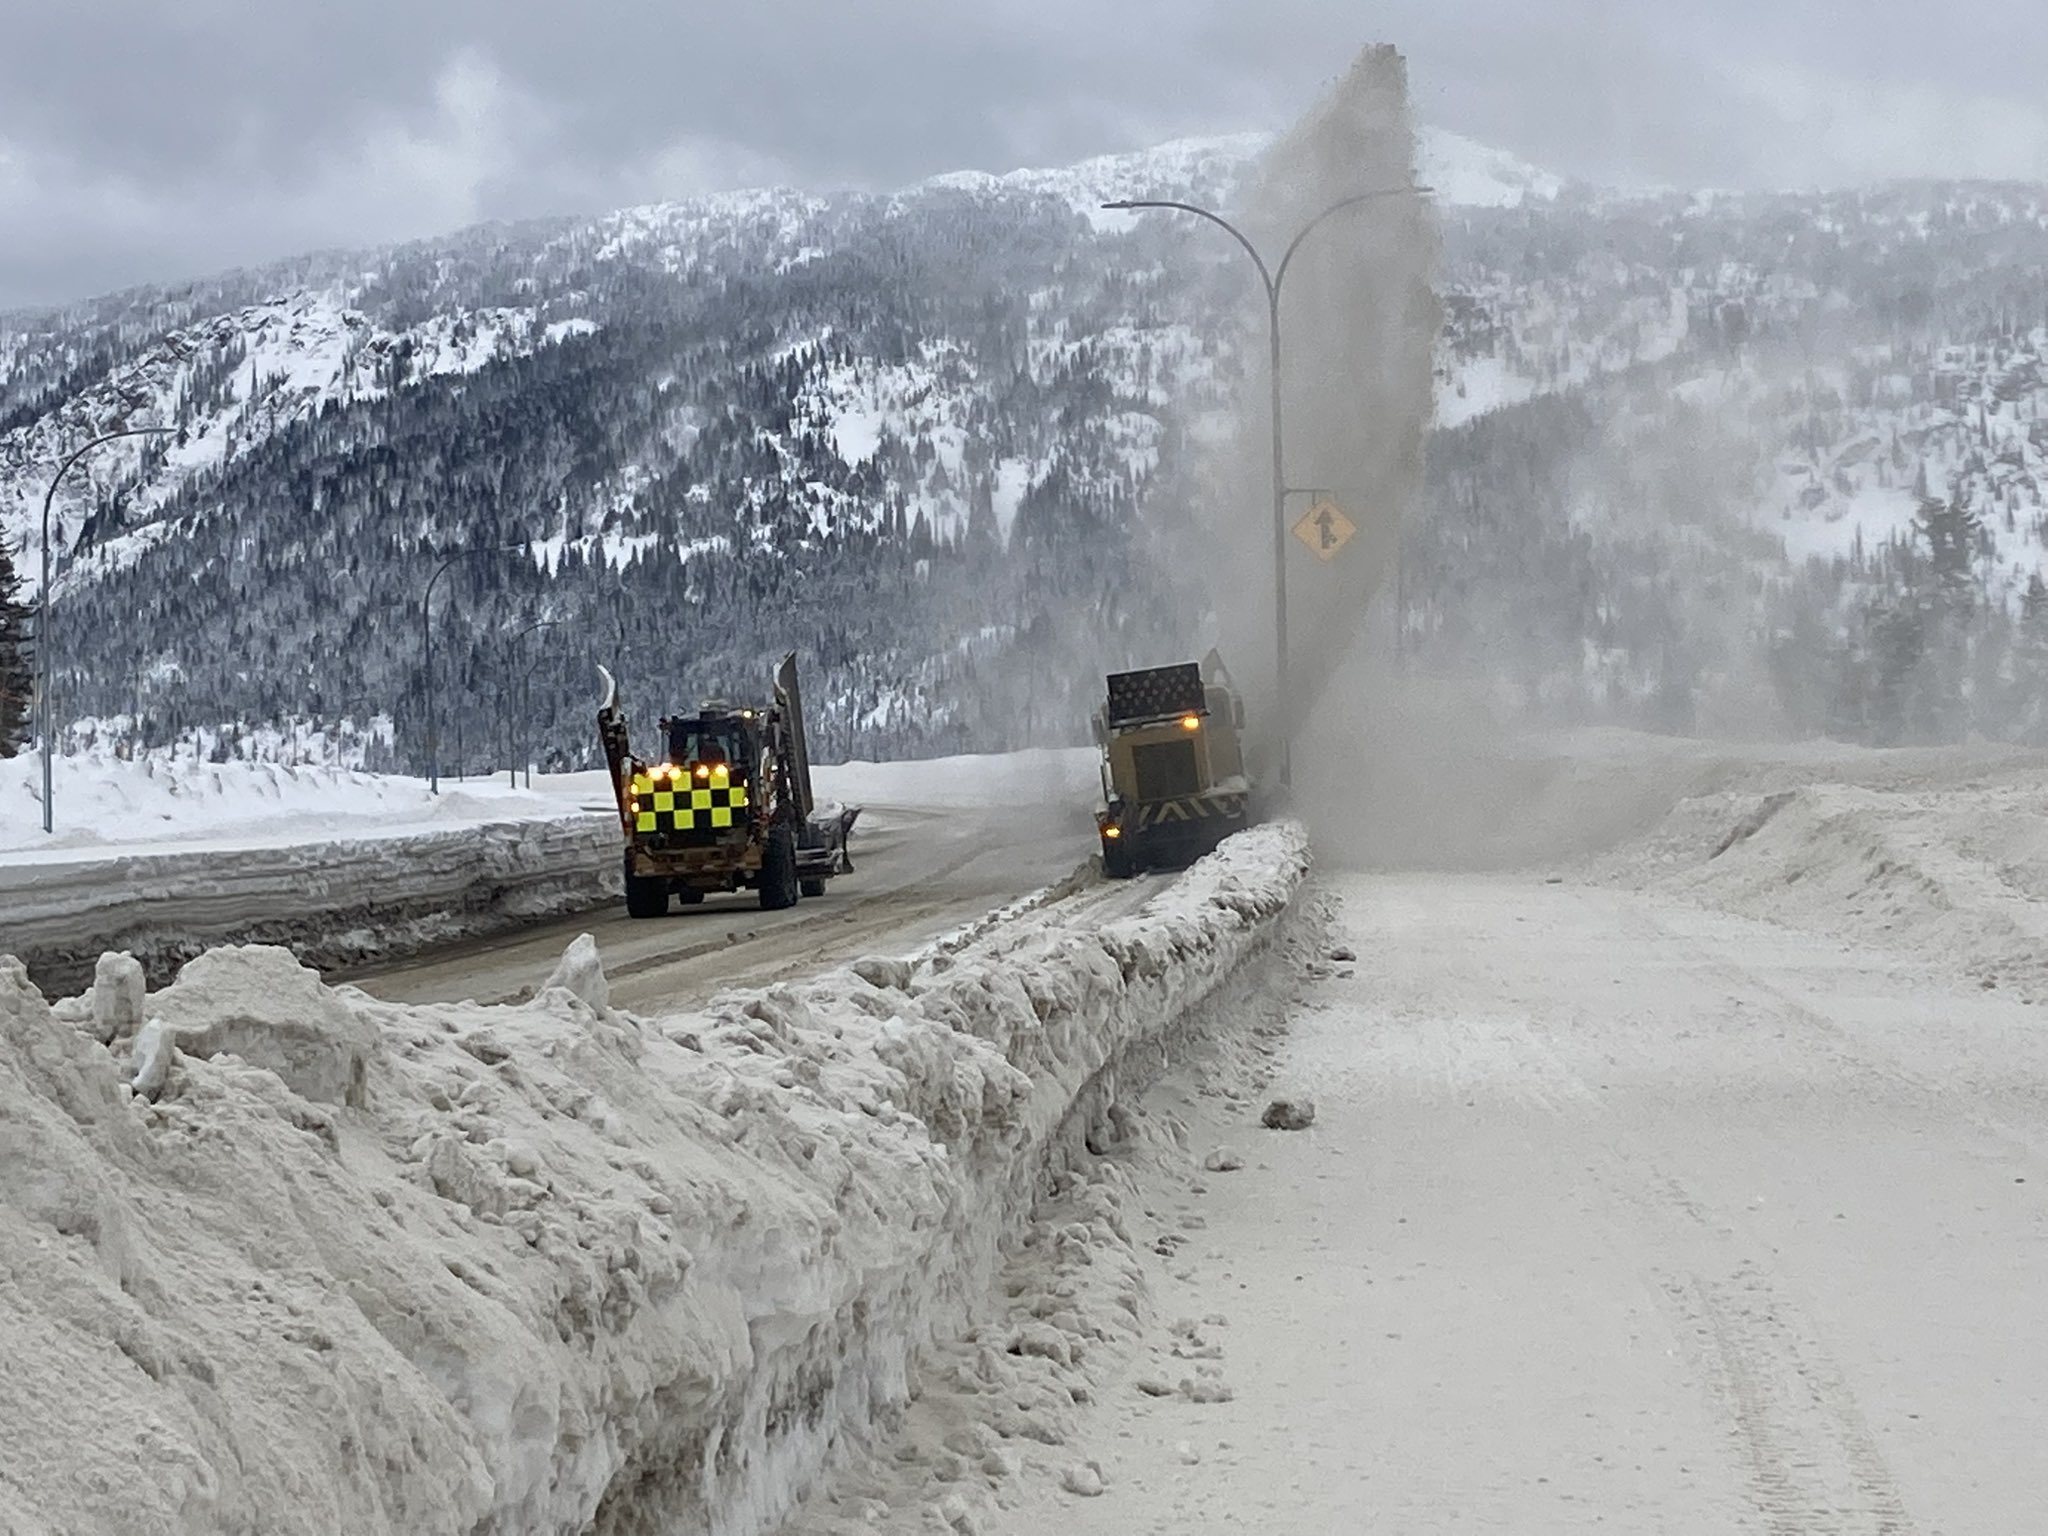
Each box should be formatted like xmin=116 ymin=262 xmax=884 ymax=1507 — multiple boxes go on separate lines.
xmin=1194 ymin=45 xmax=1444 ymax=847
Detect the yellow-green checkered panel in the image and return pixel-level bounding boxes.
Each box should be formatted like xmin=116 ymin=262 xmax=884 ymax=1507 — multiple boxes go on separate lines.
xmin=627 ymin=763 xmax=749 ymax=832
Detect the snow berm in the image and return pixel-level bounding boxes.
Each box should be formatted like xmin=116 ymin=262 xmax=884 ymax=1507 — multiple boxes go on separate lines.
xmin=0 ymin=821 xmax=1308 ymax=1535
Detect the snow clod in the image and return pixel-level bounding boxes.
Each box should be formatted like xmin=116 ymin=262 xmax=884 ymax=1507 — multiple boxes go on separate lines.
xmin=92 ymin=953 xmax=147 ymax=1044
xmin=504 ymin=1143 xmax=541 ymax=1179
xmin=129 ymin=1019 xmax=175 ymax=1100
xmin=1202 ymin=1147 xmax=1245 ymax=1173
xmin=1061 ymin=1461 xmax=1106 ymax=1497
xmin=540 ymin=933 xmax=610 ymax=1011
xmin=1261 ymin=1096 xmax=1316 ymax=1131
xmin=145 ymin=945 xmax=375 ymax=1106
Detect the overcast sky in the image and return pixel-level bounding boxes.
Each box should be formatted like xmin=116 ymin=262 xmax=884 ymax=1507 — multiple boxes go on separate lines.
xmin=5 ymin=0 xmax=2046 ymax=311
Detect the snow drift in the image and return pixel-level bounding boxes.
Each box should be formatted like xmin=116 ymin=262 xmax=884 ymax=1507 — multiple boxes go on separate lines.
xmin=1598 ymin=767 xmax=2048 ymax=998
xmin=3 ymin=811 xmax=621 ymax=993
xmin=0 ymin=822 xmax=1310 ymax=1536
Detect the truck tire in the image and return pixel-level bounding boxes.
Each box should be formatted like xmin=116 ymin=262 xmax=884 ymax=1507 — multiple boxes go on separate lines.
xmin=1101 ymin=836 xmax=1134 ymax=880
xmin=623 ymin=857 xmax=669 ymax=919
xmin=800 ymin=877 xmax=827 ymax=899
xmin=760 ymin=826 xmax=800 ymax=911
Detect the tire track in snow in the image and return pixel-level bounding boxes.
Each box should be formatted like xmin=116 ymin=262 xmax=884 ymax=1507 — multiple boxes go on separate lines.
xmin=1585 ymin=902 xmax=1923 ymax=1535
xmin=1484 ymin=893 xmax=1925 ymax=1533
xmin=1657 ymin=1261 xmax=1918 ymax=1536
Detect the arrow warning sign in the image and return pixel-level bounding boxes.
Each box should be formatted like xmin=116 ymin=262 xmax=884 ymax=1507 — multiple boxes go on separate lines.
xmin=1292 ymin=497 xmax=1358 ymax=561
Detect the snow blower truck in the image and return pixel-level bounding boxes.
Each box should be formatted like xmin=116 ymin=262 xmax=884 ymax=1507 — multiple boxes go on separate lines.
xmin=1093 ymin=651 xmax=1254 ymax=878
xmin=597 ymin=652 xmax=858 ymax=917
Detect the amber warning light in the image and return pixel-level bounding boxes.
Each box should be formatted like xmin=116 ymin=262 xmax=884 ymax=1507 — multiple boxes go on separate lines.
xmin=1180 ymin=715 xmax=1201 ymax=731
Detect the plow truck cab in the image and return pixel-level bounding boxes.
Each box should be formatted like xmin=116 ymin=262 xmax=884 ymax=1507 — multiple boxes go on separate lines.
xmin=1093 ymin=651 xmax=1254 ymax=878
xmin=598 ymin=652 xmax=858 ymax=917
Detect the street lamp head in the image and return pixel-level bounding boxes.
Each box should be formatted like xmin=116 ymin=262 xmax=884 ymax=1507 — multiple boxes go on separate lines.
xmin=1101 ymin=199 xmax=1136 ymax=211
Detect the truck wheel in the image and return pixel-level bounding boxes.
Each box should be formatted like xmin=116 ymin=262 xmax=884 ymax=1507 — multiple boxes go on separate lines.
xmin=623 ymin=857 xmax=669 ymax=919
xmin=800 ymin=877 xmax=827 ymax=899
xmin=760 ymin=826 xmax=800 ymax=911
xmin=1101 ymin=837 xmax=1134 ymax=880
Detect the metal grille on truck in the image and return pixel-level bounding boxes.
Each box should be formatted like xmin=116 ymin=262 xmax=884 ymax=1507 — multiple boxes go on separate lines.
xmin=1133 ymin=739 xmax=1201 ymax=801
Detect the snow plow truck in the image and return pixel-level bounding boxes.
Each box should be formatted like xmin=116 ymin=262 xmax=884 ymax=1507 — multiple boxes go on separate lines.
xmin=1093 ymin=651 xmax=1255 ymax=877
xmin=597 ymin=652 xmax=858 ymax=916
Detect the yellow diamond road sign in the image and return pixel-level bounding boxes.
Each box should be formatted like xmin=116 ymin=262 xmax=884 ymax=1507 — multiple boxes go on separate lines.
xmin=1292 ymin=498 xmax=1357 ymax=561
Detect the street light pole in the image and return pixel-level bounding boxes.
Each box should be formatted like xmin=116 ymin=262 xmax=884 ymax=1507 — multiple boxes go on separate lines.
xmin=1103 ymin=186 xmax=1427 ymax=787
xmin=37 ymin=425 xmax=179 ymax=833
xmin=422 ymin=545 xmax=520 ymax=794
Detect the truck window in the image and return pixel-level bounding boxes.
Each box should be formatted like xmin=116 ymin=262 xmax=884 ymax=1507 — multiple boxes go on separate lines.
xmin=668 ymin=724 xmax=742 ymax=768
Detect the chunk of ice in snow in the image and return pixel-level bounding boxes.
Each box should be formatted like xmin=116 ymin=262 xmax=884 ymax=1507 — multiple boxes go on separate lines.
xmin=1061 ymin=1461 xmax=1105 ymax=1497
xmin=146 ymin=945 xmax=374 ymax=1106
xmin=93 ymin=953 xmax=147 ymax=1044
xmin=1261 ymin=1096 xmax=1315 ymax=1130
xmin=541 ymin=933 xmax=610 ymax=1010
xmin=129 ymin=1019 xmax=174 ymax=1100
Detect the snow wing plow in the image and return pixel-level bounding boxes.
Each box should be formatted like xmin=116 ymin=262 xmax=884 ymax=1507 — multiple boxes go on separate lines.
xmin=598 ymin=653 xmax=858 ymax=917
xmin=1092 ymin=651 xmax=1255 ymax=878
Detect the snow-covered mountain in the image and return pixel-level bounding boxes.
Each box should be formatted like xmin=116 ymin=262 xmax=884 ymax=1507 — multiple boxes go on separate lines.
xmin=1418 ymin=128 xmax=1565 ymax=207
xmin=0 ymin=124 xmax=1572 ymax=612
xmin=6 ymin=291 xmax=597 ymax=588
xmin=7 ymin=126 xmax=2048 ymax=763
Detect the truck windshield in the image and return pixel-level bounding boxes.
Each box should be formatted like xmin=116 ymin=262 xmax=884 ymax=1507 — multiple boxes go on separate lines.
xmin=668 ymin=723 xmax=742 ymax=768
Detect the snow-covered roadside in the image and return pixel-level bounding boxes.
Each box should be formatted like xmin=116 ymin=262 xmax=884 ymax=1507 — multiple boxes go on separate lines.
xmin=0 ymin=822 xmax=1309 ymax=1536
xmin=4 ymin=812 xmax=621 ymax=993
xmin=0 ymin=751 xmax=604 ymax=854
xmin=0 ymin=755 xmax=620 ymax=989
xmin=779 ymin=887 xmax=1320 ymax=1534
xmin=1585 ymin=765 xmax=2048 ymax=1000
xmin=0 ymin=748 xmax=1097 ymax=858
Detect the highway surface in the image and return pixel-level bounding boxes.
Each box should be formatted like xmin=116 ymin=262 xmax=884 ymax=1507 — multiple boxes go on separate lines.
xmin=341 ymin=801 xmax=1149 ymax=1013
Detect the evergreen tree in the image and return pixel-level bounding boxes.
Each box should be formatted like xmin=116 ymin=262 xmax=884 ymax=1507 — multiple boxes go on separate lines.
xmin=2012 ymin=575 xmax=2048 ymax=744
xmin=0 ymin=536 xmax=31 ymax=758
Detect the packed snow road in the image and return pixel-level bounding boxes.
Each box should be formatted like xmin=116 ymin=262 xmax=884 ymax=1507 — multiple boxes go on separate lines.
xmin=344 ymin=802 xmax=1147 ymax=1012
xmin=985 ymin=869 xmax=2048 ymax=1534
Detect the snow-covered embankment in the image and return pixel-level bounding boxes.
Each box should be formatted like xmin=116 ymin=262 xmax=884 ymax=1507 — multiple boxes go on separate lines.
xmin=0 ymin=822 xmax=1310 ymax=1535
xmin=3 ymin=812 xmax=620 ymax=990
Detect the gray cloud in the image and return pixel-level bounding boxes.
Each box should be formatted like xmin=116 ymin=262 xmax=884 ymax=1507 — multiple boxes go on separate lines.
xmin=3 ymin=0 xmax=2045 ymax=310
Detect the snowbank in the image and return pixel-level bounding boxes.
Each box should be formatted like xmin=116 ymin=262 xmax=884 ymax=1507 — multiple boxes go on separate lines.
xmin=1596 ymin=771 xmax=2048 ymax=997
xmin=4 ymin=813 xmax=622 ymax=994
xmin=2 ymin=755 xmax=622 ymax=984
xmin=0 ymin=821 xmax=1310 ymax=1536
xmin=0 ymin=751 xmax=605 ymax=855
